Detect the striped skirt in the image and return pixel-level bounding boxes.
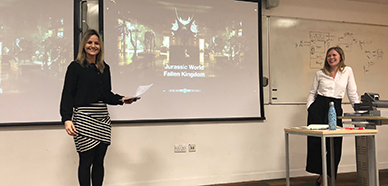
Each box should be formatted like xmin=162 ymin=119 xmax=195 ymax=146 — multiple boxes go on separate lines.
xmin=73 ymin=102 xmax=111 ymax=152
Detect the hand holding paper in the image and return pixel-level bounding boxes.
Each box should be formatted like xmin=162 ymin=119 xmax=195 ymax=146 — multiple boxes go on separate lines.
xmin=121 ymin=84 xmax=153 ymax=103
xmin=122 ymin=97 xmax=141 ymax=103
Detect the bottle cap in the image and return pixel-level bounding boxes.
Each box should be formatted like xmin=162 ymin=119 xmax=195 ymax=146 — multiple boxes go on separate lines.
xmin=329 ymin=102 xmax=334 ymax=105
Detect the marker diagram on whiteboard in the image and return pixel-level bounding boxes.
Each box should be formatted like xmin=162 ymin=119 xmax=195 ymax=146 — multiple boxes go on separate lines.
xmin=294 ymin=31 xmax=384 ymax=72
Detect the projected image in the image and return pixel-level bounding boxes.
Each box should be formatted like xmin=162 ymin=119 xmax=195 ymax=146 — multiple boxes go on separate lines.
xmin=104 ymin=0 xmax=262 ymax=120
xmin=0 ymin=0 xmax=73 ymax=123
xmin=105 ymin=0 xmax=258 ymax=79
xmin=0 ymin=0 xmax=72 ymax=94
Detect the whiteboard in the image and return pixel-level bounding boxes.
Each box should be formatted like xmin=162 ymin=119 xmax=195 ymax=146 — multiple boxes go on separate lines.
xmin=269 ymin=16 xmax=388 ymax=104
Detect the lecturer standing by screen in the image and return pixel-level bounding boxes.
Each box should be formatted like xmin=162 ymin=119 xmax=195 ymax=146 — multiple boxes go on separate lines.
xmin=60 ymin=29 xmax=136 ymax=186
xmin=305 ymin=46 xmax=359 ymax=186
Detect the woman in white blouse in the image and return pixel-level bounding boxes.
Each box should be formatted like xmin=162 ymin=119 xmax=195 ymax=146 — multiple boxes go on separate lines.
xmin=305 ymin=46 xmax=360 ymax=186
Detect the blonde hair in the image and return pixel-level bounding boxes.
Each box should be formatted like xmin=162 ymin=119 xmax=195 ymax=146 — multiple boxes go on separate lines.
xmin=322 ymin=46 xmax=346 ymax=76
xmin=75 ymin=29 xmax=105 ymax=73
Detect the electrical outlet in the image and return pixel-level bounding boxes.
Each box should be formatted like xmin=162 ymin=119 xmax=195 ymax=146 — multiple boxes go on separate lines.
xmin=174 ymin=144 xmax=187 ymax=153
xmin=271 ymin=87 xmax=278 ymax=102
xmin=188 ymin=144 xmax=196 ymax=152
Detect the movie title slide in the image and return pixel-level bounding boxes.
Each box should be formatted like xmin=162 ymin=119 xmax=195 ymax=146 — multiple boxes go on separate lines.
xmin=163 ymin=64 xmax=206 ymax=78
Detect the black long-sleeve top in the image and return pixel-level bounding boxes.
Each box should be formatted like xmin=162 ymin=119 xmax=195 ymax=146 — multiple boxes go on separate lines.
xmin=60 ymin=61 xmax=123 ymax=123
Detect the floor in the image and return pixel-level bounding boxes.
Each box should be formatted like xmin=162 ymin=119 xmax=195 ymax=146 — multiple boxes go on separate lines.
xmin=205 ymin=169 xmax=388 ymax=186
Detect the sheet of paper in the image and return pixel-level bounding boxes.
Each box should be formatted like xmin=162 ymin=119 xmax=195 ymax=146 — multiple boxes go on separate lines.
xmin=307 ymin=124 xmax=329 ymax=130
xmin=134 ymin=84 xmax=153 ymax=97
xmin=292 ymin=125 xmax=329 ymax=130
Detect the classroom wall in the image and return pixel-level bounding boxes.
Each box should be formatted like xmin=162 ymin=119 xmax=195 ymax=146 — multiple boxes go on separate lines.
xmin=1 ymin=0 xmax=388 ymax=185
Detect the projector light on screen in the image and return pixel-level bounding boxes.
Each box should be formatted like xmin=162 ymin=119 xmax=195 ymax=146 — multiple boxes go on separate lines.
xmin=102 ymin=0 xmax=264 ymax=121
xmin=0 ymin=0 xmax=74 ymax=124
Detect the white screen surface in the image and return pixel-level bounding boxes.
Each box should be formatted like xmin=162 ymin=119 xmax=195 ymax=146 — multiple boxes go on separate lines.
xmin=0 ymin=0 xmax=73 ymax=124
xmin=104 ymin=0 xmax=264 ymax=121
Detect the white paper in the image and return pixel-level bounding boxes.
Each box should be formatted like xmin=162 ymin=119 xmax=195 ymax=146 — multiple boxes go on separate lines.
xmin=134 ymin=84 xmax=153 ymax=97
xmin=307 ymin=124 xmax=329 ymax=130
xmin=291 ymin=124 xmax=329 ymax=130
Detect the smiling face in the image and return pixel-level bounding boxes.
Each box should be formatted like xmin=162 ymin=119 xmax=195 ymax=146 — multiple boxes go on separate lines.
xmin=326 ymin=49 xmax=341 ymax=69
xmin=84 ymin=35 xmax=100 ymax=62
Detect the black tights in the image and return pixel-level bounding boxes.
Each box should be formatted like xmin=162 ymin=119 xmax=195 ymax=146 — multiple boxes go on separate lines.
xmin=78 ymin=143 xmax=108 ymax=186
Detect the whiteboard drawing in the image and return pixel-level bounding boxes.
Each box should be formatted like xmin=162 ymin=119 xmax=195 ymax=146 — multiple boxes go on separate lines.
xmin=295 ymin=31 xmax=384 ymax=72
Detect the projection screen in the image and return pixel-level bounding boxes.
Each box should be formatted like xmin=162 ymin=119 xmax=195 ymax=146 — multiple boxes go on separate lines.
xmin=102 ymin=0 xmax=265 ymax=121
xmin=0 ymin=0 xmax=264 ymax=125
xmin=0 ymin=0 xmax=74 ymax=125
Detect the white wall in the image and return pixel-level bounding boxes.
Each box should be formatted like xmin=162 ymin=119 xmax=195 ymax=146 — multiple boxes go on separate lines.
xmin=1 ymin=0 xmax=388 ymax=185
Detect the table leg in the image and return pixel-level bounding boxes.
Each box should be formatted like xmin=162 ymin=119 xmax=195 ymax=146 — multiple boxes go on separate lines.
xmin=356 ymin=135 xmax=380 ymax=186
xmin=285 ymin=132 xmax=290 ymax=186
xmin=330 ymin=137 xmax=335 ymax=186
xmin=369 ymin=135 xmax=379 ymax=186
xmin=322 ymin=136 xmax=328 ymax=186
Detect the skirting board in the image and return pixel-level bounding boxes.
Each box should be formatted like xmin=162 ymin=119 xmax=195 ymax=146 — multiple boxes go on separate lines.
xmin=107 ymin=162 xmax=388 ymax=186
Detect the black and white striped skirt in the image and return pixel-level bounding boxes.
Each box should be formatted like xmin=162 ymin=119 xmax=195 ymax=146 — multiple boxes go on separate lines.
xmin=73 ymin=102 xmax=111 ymax=152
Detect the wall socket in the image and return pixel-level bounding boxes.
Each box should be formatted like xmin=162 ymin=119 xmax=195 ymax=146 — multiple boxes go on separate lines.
xmin=188 ymin=144 xmax=196 ymax=152
xmin=174 ymin=144 xmax=187 ymax=153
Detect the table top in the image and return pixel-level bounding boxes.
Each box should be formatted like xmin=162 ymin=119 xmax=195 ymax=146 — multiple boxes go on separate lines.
xmin=339 ymin=116 xmax=388 ymax=120
xmin=284 ymin=128 xmax=378 ymax=135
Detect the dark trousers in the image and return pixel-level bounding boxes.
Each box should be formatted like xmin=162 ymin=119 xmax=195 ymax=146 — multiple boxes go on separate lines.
xmin=78 ymin=143 xmax=108 ymax=186
xmin=306 ymin=95 xmax=343 ymax=178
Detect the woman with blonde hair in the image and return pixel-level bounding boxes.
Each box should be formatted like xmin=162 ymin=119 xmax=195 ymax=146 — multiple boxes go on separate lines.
xmin=305 ymin=46 xmax=360 ymax=186
xmin=60 ymin=29 xmax=136 ymax=186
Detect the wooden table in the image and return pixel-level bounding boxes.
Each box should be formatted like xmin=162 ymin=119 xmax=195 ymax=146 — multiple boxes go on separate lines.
xmin=284 ymin=128 xmax=379 ymax=186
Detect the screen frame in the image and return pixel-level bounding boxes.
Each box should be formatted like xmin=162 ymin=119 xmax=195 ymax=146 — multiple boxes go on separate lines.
xmin=0 ymin=0 xmax=79 ymax=126
xmin=99 ymin=0 xmax=265 ymax=123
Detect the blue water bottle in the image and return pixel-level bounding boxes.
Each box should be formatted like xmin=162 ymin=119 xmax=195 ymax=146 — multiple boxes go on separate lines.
xmin=328 ymin=102 xmax=337 ymax=130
